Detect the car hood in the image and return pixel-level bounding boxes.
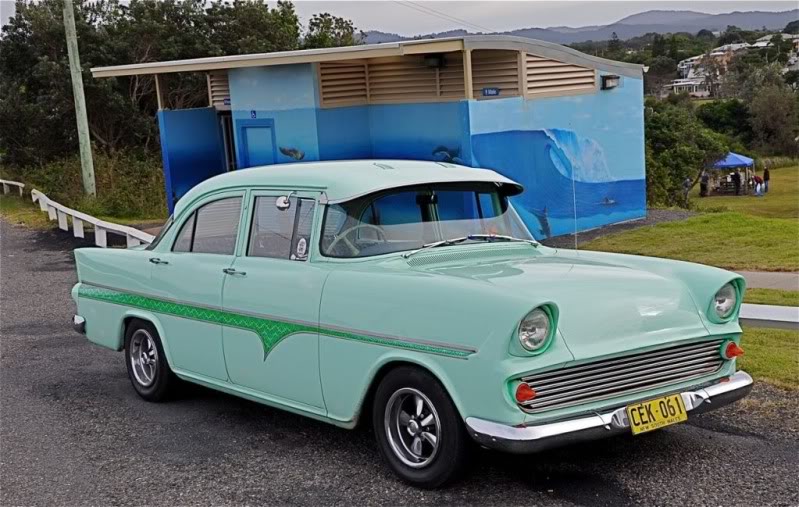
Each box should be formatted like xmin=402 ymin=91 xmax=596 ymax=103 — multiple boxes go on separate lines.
xmin=413 ymin=252 xmax=711 ymax=361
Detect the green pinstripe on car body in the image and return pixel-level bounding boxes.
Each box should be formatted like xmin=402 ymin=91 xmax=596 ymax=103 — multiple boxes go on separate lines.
xmin=71 ymin=161 xmax=747 ymax=434
xmin=77 ymin=284 xmax=474 ymax=359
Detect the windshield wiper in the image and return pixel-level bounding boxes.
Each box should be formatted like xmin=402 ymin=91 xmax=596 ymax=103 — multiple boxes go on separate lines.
xmin=402 ymin=234 xmax=537 ymax=258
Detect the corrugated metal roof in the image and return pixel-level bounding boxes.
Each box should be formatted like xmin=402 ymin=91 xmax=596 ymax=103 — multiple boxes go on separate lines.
xmin=91 ymin=35 xmax=643 ymax=79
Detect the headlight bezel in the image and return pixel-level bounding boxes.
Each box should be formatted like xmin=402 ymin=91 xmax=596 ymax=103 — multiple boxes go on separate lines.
xmin=708 ymin=281 xmax=742 ymax=324
xmin=515 ymin=304 xmax=558 ymax=356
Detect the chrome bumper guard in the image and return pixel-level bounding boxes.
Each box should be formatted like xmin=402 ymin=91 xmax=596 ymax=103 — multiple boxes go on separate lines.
xmin=72 ymin=315 xmax=86 ymax=334
xmin=466 ymin=371 xmax=753 ymax=454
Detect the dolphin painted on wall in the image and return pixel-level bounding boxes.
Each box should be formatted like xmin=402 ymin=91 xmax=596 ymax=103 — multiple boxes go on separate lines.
xmin=279 ymin=147 xmax=305 ymax=160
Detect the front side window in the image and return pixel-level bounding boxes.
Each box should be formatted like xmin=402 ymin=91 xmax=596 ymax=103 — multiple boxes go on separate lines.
xmin=248 ymin=196 xmax=316 ymax=261
xmin=320 ymin=183 xmax=530 ymax=258
xmin=171 ymin=197 xmax=242 ymax=255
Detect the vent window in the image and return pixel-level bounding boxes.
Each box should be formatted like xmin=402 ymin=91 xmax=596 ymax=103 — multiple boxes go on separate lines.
xmin=208 ymin=71 xmax=230 ymax=110
xmin=318 ymin=61 xmax=368 ymax=107
xmin=525 ymin=54 xmax=596 ymax=97
xmin=471 ymin=50 xmax=520 ymax=99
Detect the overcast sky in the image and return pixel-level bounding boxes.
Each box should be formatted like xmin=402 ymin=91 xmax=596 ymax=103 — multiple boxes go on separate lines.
xmin=292 ymin=1 xmax=798 ymax=36
xmin=1 ymin=1 xmax=796 ymax=35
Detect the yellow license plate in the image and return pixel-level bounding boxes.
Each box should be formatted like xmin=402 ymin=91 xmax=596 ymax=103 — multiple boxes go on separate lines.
xmin=626 ymin=394 xmax=688 ymax=435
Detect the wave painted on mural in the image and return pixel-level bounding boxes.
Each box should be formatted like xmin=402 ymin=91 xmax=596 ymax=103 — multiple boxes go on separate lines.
xmin=544 ymin=129 xmax=614 ymax=183
xmin=471 ymin=129 xmax=645 ymax=239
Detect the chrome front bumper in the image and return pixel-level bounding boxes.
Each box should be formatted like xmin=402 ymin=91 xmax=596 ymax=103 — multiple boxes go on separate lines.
xmin=72 ymin=315 xmax=86 ymax=334
xmin=466 ymin=371 xmax=753 ymax=454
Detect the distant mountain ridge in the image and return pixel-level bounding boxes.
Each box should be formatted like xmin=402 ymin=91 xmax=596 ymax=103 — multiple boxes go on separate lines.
xmin=363 ymin=8 xmax=799 ymax=45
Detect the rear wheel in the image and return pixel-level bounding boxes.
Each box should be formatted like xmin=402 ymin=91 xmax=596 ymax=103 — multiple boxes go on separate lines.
xmin=372 ymin=366 xmax=469 ymax=488
xmin=124 ymin=320 xmax=175 ymax=401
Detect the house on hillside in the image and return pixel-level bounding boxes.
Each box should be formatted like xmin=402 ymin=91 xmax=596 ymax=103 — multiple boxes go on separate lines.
xmin=91 ymin=36 xmax=646 ymax=239
xmin=667 ymin=42 xmax=750 ymax=98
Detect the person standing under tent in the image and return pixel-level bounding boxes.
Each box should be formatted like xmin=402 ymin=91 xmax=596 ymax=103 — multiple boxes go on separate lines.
xmin=733 ymin=170 xmax=741 ymax=195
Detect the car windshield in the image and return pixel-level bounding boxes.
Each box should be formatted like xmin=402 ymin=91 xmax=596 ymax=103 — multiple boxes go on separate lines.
xmin=319 ymin=183 xmax=532 ymax=258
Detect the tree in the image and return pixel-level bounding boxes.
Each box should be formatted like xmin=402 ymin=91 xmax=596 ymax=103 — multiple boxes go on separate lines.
xmin=303 ymin=13 xmax=361 ymax=49
xmin=0 ymin=0 xmax=360 ymax=168
xmin=651 ymin=34 xmax=666 ymax=57
xmin=644 ymin=56 xmax=676 ymax=95
xmin=607 ymin=32 xmax=622 ymax=55
xmin=696 ymin=29 xmax=715 ymax=40
xmin=696 ymin=99 xmax=753 ymax=144
xmin=784 ymin=20 xmax=799 ymax=35
xmin=644 ymin=97 xmax=729 ymax=207
xmin=718 ymin=26 xmax=744 ymax=45
xmin=749 ymin=85 xmax=799 ymax=156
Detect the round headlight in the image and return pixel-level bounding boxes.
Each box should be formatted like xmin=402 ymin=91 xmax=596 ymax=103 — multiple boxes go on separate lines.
xmin=519 ymin=307 xmax=551 ymax=351
xmin=714 ymin=283 xmax=737 ymax=320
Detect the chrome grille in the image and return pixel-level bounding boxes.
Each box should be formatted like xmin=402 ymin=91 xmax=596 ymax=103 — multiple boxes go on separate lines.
xmin=518 ymin=339 xmax=725 ymax=413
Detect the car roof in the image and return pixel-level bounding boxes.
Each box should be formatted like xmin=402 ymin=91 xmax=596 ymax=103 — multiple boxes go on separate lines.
xmin=174 ymin=160 xmax=523 ymax=216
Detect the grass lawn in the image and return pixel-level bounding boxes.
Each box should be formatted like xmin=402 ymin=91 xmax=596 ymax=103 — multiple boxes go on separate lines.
xmin=585 ymin=166 xmax=799 ymax=272
xmin=744 ymin=288 xmax=799 ymax=307
xmin=740 ymin=326 xmax=799 ymax=389
xmin=582 ymin=211 xmax=799 ymax=272
xmin=691 ymin=165 xmax=799 ymax=219
xmin=0 ymin=194 xmax=51 ymax=228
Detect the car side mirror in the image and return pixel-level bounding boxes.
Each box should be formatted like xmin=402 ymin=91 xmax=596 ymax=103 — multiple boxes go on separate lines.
xmin=276 ymin=195 xmax=291 ymax=211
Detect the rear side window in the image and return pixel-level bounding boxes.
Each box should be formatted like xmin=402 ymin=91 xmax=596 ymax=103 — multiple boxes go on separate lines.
xmin=172 ymin=197 xmax=242 ymax=255
xmin=248 ymin=196 xmax=315 ymax=261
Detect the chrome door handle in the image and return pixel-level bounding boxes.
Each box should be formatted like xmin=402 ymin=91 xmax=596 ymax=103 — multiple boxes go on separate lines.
xmin=149 ymin=257 xmax=169 ymax=265
xmin=223 ymin=268 xmax=246 ymax=276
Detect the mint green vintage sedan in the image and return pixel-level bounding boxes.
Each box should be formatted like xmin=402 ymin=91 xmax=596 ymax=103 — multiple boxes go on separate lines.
xmin=72 ymin=160 xmax=752 ymax=487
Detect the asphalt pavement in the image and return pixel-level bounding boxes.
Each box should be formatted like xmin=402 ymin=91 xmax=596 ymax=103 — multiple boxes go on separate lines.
xmin=1 ymin=218 xmax=798 ymax=506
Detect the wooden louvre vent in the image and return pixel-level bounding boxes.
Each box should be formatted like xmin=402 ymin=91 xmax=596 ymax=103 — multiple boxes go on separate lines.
xmin=471 ymin=50 xmax=520 ymax=99
xmin=208 ymin=71 xmax=231 ymax=109
xmin=318 ymin=61 xmax=369 ymax=107
xmin=525 ymin=54 xmax=596 ymax=97
xmin=319 ymin=53 xmax=465 ymax=107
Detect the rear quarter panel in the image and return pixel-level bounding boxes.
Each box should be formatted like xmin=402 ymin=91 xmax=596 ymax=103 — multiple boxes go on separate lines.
xmin=73 ymin=248 xmax=152 ymax=351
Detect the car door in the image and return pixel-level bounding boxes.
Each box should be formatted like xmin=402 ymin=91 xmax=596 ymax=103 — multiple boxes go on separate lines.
xmin=148 ymin=191 xmax=246 ymax=381
xmin=221 ymin=190 xmax=327 ymax=410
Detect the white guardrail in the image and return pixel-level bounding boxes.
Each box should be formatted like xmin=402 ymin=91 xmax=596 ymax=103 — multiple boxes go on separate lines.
xmin=27 ymin=188 xmax=154 ymax=248
xmin=2 ymin=179 xmax=25 ymax=197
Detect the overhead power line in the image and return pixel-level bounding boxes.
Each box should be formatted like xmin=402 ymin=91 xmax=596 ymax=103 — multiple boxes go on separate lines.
xmin=392 ymin=1 xmax=497 ymax=34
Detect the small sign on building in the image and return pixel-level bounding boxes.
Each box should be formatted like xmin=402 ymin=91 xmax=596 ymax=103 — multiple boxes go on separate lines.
xmin=250 ymin=110 xmax=257 ymax=119
xmin=482 ymin=87 xmax=500 ymax=97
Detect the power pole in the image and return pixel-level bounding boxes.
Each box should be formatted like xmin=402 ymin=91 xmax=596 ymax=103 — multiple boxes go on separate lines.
xmin=63 ymin=0 xmax=96 ymax=196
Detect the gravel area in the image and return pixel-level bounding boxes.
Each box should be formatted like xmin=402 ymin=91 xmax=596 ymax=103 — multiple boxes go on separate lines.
xmin=542 ymin=209 xmax=696 ymax=249
xmin=1 ymin=218 xmax=797 ymax=507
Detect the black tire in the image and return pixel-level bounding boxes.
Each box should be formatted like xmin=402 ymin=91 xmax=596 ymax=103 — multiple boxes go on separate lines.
xmin=124 ymin=319 xmax=175 ymax=402
xmin=372 ymin=366 xmax=470 ymax=488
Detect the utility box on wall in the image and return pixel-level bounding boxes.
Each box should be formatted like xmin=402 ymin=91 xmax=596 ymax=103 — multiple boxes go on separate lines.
xmin=92 ymin=36 xmax=646 ymax=238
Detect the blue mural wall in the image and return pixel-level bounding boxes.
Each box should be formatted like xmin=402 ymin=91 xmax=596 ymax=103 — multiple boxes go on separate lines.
xmin=468 ymin=73 xmax=646 ymax=237
xmin=218 ymin=64 xmax=646 ymax=239
xmin=229 ymin=65 xmax=320 ymax=167
xmin=157 ymin=108 xmax=226 ymax=213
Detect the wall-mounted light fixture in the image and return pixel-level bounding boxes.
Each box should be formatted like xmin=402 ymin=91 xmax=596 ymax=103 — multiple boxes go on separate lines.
xmin=601 ymin=74 xmax=621 ymax=90
xmin=424 ymin=54 xmax=445 ymax=69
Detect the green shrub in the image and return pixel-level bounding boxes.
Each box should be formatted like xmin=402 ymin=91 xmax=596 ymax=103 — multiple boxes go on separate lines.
xmin=755 ymin=156 xmax=799 ymax=170
xmin=1 ymin=152 xmax=167 ymax=220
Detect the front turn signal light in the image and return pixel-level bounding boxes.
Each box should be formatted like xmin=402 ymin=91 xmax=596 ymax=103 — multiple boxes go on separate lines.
xmin=721 ymin=341 xmax=744 ymax=360
xmin=515 ymin=383 xmax=536 ymax=403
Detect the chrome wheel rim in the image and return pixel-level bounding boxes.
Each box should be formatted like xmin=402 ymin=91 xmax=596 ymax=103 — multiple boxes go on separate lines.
xmin=129 ymin=329 xmax=158 ymax=387
xmin=384 ymin=388 xmax=441 ymax=468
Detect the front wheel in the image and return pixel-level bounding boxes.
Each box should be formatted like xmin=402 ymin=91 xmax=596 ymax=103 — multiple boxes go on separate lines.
xmin=372 ymin=366 xmax=470 ymax=488
xmin=124 ymin=319 xmax=176 ymax=402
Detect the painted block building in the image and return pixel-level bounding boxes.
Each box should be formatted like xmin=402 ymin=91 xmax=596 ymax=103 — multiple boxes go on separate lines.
xmin=92 ymin=36 xmax=645 ymax=239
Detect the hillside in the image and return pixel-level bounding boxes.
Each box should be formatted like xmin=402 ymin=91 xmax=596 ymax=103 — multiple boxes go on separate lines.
xmin=363 ymin=8 xmax=799 ymax=44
